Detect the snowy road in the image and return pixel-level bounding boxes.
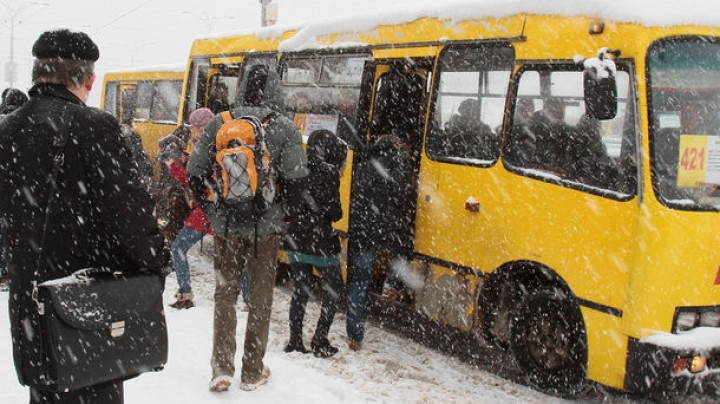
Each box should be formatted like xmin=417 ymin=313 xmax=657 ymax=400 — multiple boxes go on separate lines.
xmin=0 ymin=240 xmax=681 ymax=403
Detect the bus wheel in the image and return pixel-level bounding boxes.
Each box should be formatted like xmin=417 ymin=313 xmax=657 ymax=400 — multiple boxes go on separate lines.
xmin=510 ymin=288 xmax=587 ymax=397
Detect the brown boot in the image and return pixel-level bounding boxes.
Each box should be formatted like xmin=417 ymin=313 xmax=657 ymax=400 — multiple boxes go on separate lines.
xmin=170 ymin=292 xmax=195 ymax=309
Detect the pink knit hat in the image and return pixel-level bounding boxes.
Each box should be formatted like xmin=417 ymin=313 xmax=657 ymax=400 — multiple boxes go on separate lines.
xmin=189 ymin=107 xmax=214 ymax=128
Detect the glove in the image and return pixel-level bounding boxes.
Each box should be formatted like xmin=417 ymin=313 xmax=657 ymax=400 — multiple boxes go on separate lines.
xmin=189 ymin=175 xmax=211 ymax=211
xmin=143 ymin=241 xmax=172 ymax=276
xmin=282 ymin=177 xmax=308 ymax=220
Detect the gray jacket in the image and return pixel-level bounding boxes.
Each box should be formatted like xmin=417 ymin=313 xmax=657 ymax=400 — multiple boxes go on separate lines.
xmin=187 ymin=68 xmax=308 ymax=235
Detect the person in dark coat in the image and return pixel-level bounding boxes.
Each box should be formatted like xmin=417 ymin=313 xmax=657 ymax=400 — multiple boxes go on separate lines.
xmin=154 ymin=134 xmax=192 ymax=243
xmin=0 ymin=29 xmax=168 ymax=404
xmin=0 ymin=88 xmax=29 ymax=119
xmin=445 ymin=98 xmax=498 ymax=160
xmin=0 ymin=88 xmax=28 ymax=288
xmin=346 ymin=132 xmax=414 ymax=350
xmin=283 ymin=129 xmax=347 ymax=358
xmin=526 ymin=98 xmax=571 ymax=174
xmin=119 ymin=123 xmax=153 ymax=183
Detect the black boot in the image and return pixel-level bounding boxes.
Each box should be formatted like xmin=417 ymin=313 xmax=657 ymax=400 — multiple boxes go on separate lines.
xmin=311 ymin=337 xmax=338 ymax=358
xmin=284 ymin=334 xmax=309 ymax=354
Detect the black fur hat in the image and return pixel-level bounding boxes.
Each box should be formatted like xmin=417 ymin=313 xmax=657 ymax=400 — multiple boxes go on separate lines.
xmin=32 ymin=29 xmax=99 ymax=61
xmin=307 ymin=130 xmax=348 ymax=170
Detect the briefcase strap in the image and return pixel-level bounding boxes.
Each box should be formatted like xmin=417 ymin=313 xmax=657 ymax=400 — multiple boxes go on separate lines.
xmin=32 ymin=110 xmax=75 ymax=302
xmin=29 ymin=111 xmax=75 ymax=388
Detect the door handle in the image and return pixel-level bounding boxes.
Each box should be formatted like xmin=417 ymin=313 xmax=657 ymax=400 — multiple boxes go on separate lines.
xmin=465 ymin=196 xmax=480 ymax=213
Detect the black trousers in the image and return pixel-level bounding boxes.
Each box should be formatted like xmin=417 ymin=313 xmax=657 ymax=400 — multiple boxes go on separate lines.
xmin=288 ymin=261 xmax=343 ymax=342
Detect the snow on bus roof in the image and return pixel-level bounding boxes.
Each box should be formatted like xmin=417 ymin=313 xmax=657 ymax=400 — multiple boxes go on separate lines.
xmin=197 ymin=0 xmax=720 ymax=52
xmin=105 ymin=63 xmax=186 ymax=74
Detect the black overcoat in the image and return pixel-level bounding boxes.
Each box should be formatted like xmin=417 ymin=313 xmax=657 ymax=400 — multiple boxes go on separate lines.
xmin=0 ymin=83 xmax=167 ymax=386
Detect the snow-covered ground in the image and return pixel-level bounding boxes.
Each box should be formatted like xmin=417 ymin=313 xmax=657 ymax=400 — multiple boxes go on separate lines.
xmin=0 ymin=241 xmax=688 ymax=403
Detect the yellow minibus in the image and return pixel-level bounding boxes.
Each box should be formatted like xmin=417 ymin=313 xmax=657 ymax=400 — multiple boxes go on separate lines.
xmin=101 ymin=64 xmax=186 ymax=159
xmin=181 ymin=3 xmax=720 ymax=397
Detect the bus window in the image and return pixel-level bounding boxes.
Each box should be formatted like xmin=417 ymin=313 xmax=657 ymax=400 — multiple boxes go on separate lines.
xmin=236 ymin=55 xmax=277 ymax=108
xmin=505 ymin=65 xmax=637 ymax=196
xmin=279 ymin=54 xmax=370 ymax=146
xmin=187 ymin=59 xmax=209 ymax=114
xmin=150 ymin=80 xmax=182 ymax=123
xmin=207 ymin=77 xmax=232 ymax=113
xmin=121 ymin=86 xmax=138 ymax=125
xmin=134 ymin=81 xmax=152 ymax=121
xmin=426 ymin=44 xmax=513 ymax=163
xmin=104 ymin=81 xmax=119 ymax=116
xmin=370 ymin=69 xmax=426 ymax=152
xmin=648 ymin=37 xmax=720 ymax=209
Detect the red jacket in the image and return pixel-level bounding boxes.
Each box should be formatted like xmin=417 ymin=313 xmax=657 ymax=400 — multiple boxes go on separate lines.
xmin=168 ymin=161 xmax=213 ymax=234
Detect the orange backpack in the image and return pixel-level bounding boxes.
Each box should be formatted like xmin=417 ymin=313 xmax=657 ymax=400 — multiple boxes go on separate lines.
xmin=211 ymin=111 xmax=276 ymax=219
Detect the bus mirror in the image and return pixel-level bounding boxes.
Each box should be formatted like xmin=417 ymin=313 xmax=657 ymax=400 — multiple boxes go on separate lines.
xmin=583 ymin=54 xmax=618 ymax=120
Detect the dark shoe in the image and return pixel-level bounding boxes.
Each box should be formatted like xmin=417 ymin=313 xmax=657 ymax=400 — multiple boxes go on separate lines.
xmin=311 ymin=338 xmax=338 ymax=358
xmin=284 ymin=337 xmax=310 ymax=354
xmin=170 ymin=292 xmax=194 ymax=309
xmin=383 ymin=288 xmax=411 ymax=302
xmin=347 ymin=339 xmax=361 ymax=352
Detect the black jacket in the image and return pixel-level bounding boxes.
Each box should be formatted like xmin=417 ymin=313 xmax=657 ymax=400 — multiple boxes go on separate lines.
xmin=285 ymin=130 xmax=345 ymax=257
xmin=349 ymin=135 xmax=414 ymax=251
xmin=0 ymin=83 xmax=167 ymax=386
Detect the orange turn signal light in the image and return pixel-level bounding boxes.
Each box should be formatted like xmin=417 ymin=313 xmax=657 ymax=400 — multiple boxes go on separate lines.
xmin=589 ymin=22 xmax=605 ymax=35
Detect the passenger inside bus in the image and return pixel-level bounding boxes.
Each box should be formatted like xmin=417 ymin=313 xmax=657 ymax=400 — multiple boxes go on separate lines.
xmin=526 ymin=98 xmax=572 ymax=174
xmin=288 ymin=91 xmax=312 ymax=113
xmin=444 ymin=98 xmax=497 ymax=160
xmin=335 ymin=89 xmax=361 ymax=148
xmin=208 ymin=82 xmax=230 ymax=113
xmin=566 ymin=114 xmax=619 ymax=189
xmin=504 ymin=98 xmax=538 ymax=166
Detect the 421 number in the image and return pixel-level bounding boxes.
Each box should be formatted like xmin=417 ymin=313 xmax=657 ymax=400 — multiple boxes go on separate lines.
xmin=680 ymin=147 xmax=706 ymax=171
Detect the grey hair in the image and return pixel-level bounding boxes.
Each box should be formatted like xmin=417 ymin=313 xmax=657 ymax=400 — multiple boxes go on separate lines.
xmin=32 ymin=58 xmax=94 ymax=88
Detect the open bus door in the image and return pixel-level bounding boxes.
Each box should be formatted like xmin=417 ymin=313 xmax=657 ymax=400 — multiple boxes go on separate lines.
xmin=348 ymin=58 xmax=431 ymax=293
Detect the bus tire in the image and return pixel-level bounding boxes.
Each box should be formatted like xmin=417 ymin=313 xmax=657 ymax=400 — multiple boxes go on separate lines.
xmin=510 ymin=288 xmax=587 ymax=397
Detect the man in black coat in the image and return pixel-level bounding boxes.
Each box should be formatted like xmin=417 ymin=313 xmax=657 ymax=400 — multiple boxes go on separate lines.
xmin=346 ymin=131 xmax=415 ymax=350
xmin=0 ymin=29 xmax=168 ymax=404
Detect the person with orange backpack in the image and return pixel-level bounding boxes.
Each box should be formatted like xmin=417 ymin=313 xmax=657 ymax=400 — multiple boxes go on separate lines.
xmin=187 ymin=64 xmax=308 ymax=392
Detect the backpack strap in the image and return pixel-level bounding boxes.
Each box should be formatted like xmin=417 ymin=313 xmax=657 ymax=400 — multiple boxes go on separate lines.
xmin=221 ymin=110 xmax=234 ymax=124
xmin=261 ymin=112 xmax=277 ymax=126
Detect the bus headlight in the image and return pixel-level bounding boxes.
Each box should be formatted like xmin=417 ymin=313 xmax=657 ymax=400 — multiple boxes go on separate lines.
xmin=691 ymin=355 xmax=708 ymax=373
xmin=673 ymin=355 xmax=708 ymax=374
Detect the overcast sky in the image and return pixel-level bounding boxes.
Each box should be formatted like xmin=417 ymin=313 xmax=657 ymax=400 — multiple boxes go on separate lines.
xmin=0 ymin=0 xmax=417 ymax=107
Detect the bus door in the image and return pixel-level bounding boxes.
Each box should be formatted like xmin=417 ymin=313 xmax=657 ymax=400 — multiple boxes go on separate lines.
xmin=414 ymin=43 xmax=515 ymax=328
xmin=185 ymin=55 xmax=246 ymax=121
xmin=348 ymin=58 xmax=432 ymax=291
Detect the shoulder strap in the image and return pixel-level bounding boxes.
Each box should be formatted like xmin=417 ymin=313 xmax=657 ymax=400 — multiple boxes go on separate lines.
xmin=221 ymin=110 xmax=234 ymax=124
xmin=35 ymin=111 xmax=76 ymax=278
xmin=261 ymin=112 xmax=277 ymax=126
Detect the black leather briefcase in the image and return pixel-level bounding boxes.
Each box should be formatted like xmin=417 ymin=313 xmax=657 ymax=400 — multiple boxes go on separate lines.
xmin=34 ymin=269 xmax=168 ymax=392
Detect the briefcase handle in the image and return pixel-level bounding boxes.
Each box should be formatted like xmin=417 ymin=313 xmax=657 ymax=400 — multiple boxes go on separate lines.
xmin=73 ymin=268 xmax=123 ymax=281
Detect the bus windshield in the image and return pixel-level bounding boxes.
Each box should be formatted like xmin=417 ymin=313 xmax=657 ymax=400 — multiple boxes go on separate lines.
xmin=649 ymin=37 xmax=720 ymax=210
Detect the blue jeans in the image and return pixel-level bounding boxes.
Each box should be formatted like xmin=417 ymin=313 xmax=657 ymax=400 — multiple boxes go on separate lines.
xmin=0 ymin=232 xmax=5 ymax=276
xmin=346 ymin=250 xmax=377 ymax=343
xmin=171 ymin=226 xmax=205 ymax=294
xmin=241 ymin=268 xmax=250 ymax=304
